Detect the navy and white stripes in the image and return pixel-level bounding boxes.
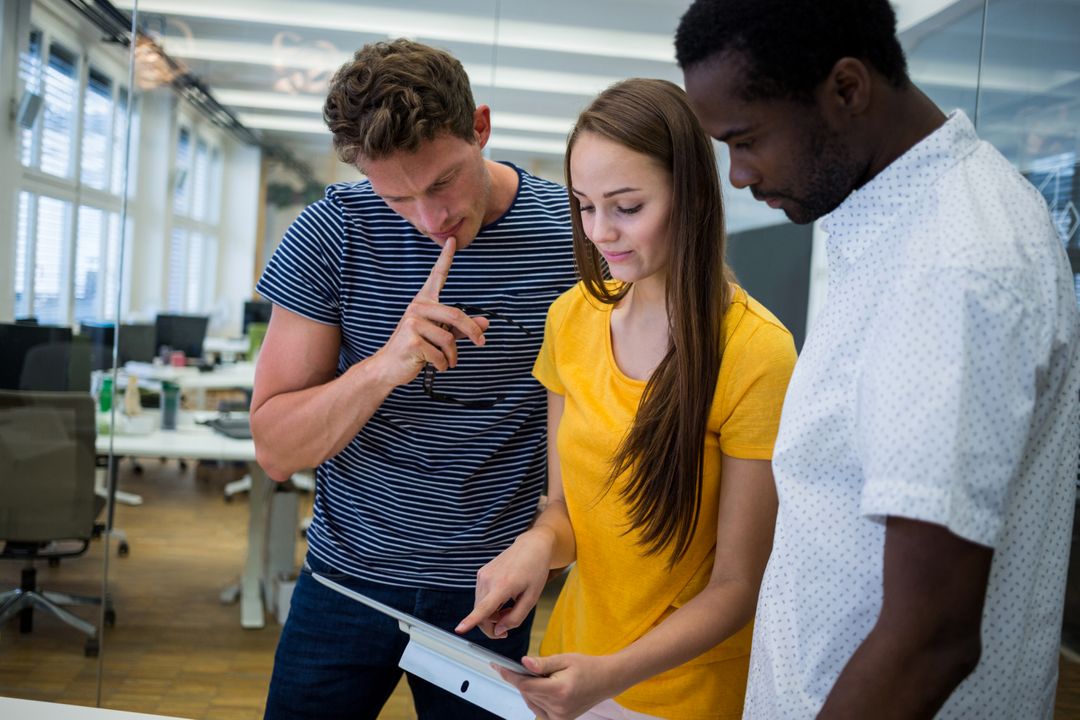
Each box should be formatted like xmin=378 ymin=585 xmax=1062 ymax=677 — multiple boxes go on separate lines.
xmin=257 ymin=164 xmax=577 ymax=588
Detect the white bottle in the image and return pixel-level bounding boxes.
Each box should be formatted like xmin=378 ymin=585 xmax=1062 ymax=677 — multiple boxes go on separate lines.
xmin=124 ymin=375 xmax=142 ymax=416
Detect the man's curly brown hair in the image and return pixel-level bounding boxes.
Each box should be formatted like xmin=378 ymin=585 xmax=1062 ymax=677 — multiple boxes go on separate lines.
xmin=323 ymin=39 xmax=477 ymax=166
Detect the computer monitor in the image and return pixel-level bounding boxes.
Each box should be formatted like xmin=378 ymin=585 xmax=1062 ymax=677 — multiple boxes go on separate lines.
xmin=118 ymin=323 xmax=156 ymax=365
xmin=242 ymin=300 xmax=272 ymax=335
xmin=0 ymin=322 xmax=88 ymax=391
xmin=80 ymin=321 xmax=115 ymax=371
xmin=155 ymin=314 xmax=209 ymax=359
xmin=80 ymin=321 xmax=157 ymax=370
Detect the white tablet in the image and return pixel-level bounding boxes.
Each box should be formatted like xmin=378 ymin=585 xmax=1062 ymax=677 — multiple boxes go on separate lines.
xmin=312 ymin=572 xmax=538 ymax=720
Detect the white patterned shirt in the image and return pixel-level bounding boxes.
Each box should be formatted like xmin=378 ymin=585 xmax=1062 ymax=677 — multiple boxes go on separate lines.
xmin=744 ymin=111 xmax=1080 ymax=719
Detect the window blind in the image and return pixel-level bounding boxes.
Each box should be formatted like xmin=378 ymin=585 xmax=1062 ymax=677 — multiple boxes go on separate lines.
xmin=18 ymin=30 xmax=43 ymax=168
xmin=74 ymin=205 xmax=105 ymax=323
xmin=40 ymin=42 xmax=78 ymax=178
xmin=166 ymin=227 xmax=187 ymax=312
xmin=14 ymin=192 xmax=32 ymax=318
xmin=185 ymin=232 xmax=204 ymax=312
xmin=80 ymin=68 xmax=113 ymax=190
xmin=174 ymin=127 xmax=192 ymax=215
xmin=34 ymin=196 xmax=72 ymax=324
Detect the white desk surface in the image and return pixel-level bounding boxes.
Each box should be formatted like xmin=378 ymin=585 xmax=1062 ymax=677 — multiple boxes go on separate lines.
xmin=0 ymin=698 xmax=188 ymax=719
xmin=203 ymin=336 xmax=250 ymax=356
xmin=96 ymin=413 xmax=255 ymax=462
xmin=122 ymin=362 xmax=255 ymax=391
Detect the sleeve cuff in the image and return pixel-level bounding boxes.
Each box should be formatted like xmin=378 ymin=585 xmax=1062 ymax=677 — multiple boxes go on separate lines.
xmin=860 ymin=479 xmax=1000 ymax=548
xmin=255 ymin=279 xmax=340 ymax=327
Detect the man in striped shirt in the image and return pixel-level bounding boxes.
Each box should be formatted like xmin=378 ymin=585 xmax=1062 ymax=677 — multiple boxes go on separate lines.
xmin=251 ymin=39 xmax=576 ymax=719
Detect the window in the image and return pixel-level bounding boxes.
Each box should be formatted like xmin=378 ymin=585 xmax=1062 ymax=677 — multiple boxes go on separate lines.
xmin=110 ymin=88 xmax=136 ymax=196
xmin=174 ymin=126 xmax=192 ymax=214
xmin=192 ymin=139 xmax=209 ymax=221
xmin=14 ymin=193 xmax=32 ymax=318
xmin=103 ymin=213 xmax=127 ymax=320
xmin=13 ymin=192 xmax=72 ymax=325
xmin=81 ymin=68 xmax=113 ymax=190
xmin=32 ymin=196 xmax=73 ymax=326
xmin=40 ymin=42 xmax=78 ymax=178
xmin=167 ymin=121 xmax=223 ymax=315
xmin=73 ymin=205 xmax=113 ymax=324
xmin=166 ymin=227 xmax=187 ymax=312
xmin=207 ymin=147 xmax=222 ymax=224
xmin=18 ymin=30 xmax=43 ymax=168
xmin=185 ymin=232 xmax=205 ymax=310
xmin=13 ymin=14 xmax=136 ymax=326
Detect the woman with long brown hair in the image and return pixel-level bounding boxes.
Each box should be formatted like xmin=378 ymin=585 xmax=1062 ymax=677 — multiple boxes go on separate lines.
xmin=457 ymin=78 xmax=797 ymax=720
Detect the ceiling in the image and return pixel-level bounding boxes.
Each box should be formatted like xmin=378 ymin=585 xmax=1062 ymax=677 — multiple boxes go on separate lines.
xmin=113 ymin=0 xmax=1080 ymax=232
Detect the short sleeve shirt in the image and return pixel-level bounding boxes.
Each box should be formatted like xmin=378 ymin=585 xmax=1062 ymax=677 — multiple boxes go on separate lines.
xmin=744 ymin=111 xmax=1080 ymax=718
xmin=534 ymin=283 xmax=796 ymax=719
xmin=256 ymin=164 xmax=577 ymax=589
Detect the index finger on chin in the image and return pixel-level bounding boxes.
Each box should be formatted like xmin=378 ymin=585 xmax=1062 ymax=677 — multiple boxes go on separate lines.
xmin=417 ymin=237 xmax=457 ymax=301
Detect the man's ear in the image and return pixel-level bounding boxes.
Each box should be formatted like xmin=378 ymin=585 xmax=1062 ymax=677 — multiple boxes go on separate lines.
xmin=818 ymin=57 xmax=872 ymax=121
xmin=473 ymin=105 xmax=492 ymax=149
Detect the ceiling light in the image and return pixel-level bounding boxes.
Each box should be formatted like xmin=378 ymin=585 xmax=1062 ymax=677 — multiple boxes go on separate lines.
xmin=116 ymin=0 xmax=675 ymax=62
xmin=221 ymin=89 xmax=576 ymax=136
xmin=163 ymin=37 xmax=624 ymax=97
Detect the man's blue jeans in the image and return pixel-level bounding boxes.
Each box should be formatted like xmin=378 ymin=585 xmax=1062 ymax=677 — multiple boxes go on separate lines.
xmin=263 ymin=554 xmax=534 ymax=719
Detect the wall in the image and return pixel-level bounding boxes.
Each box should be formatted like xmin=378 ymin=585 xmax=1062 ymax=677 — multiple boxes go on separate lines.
xmin=727 ymin=222 xmax=813 ymax=352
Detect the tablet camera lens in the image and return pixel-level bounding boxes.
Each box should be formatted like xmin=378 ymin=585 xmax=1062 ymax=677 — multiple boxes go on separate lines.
xmin=460 ymin=680 xmax=470 ymax=693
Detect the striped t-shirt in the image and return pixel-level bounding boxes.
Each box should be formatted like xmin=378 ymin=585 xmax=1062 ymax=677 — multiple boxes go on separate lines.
xmin=256 ymin=164 xmax=577 ymax=589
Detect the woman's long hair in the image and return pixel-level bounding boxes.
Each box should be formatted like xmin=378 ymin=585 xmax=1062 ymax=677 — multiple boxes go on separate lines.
xmin=565 ymin=78 xmax=733 ymax=566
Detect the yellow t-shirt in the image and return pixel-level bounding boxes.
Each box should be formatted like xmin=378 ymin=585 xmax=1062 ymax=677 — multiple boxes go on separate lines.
xmin=533 ymin=282 xmax=796 ymax=720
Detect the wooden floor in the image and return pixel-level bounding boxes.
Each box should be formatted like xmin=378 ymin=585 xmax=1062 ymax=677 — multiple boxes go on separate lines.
xmin=1 ymin=457 xmax=1079 ymax=718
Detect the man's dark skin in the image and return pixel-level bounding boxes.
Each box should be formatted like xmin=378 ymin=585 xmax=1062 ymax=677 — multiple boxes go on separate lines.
xmin=684 ymin=52 xmax=995 ymax=719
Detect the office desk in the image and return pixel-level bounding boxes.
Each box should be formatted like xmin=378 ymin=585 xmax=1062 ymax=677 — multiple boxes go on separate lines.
xmin=122 ymin=362 xmax=255 ymax=409
xmin=0 ymin=697 xmax=188 ymax=719
xmin=96 ymin=416 xmax=281 ymax=629
xmin=203 ymin=335 xmax=249 ymax=361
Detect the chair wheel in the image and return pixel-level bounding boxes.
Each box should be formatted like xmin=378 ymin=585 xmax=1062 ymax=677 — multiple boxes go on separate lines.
xmin=85 ymin=638 xmax=99 ymax=657
xmin=48 ymin=557 xmax=60 ymax=568
xmin=104 ymin=609 xmax=116 ymax=627
xmin=224 ymin=493 xmax=234 ymax=503
xmin=118 ymin=541 xmax=130 ymax=557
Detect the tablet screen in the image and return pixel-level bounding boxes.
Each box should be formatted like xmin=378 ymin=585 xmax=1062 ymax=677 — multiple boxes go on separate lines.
xmin=311 ymin=572 xmax=539 ymax=677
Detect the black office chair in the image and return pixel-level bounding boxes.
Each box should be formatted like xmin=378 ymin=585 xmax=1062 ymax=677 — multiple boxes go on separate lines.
xmin=0 ymin=390 xmax=115 ymax=656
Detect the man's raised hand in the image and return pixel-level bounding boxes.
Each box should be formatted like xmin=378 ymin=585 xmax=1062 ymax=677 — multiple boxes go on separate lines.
xmin=370 ymin=238 xmax=490 ymax=388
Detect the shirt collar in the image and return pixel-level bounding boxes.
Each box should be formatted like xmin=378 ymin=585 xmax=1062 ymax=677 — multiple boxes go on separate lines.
xmin=820 ymin=110 xmax=981 ymax=257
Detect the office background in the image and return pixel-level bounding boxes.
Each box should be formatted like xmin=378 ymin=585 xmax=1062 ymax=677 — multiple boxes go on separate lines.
xmin=0 ymin=0 xmax=1078 ymax=717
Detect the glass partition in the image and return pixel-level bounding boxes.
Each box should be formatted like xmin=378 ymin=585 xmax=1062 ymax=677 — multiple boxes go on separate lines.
xmin=972 ymin=0 xmax=1080 ymax=709
xmin=0 ymin=0 xmax=138 ymax=710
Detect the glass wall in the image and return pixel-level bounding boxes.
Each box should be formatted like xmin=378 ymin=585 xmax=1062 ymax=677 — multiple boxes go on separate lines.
xmin=0 ymin=0 xmax=139 ymax=709
xmin=976 ymin=0 xmax=1080 ymax=280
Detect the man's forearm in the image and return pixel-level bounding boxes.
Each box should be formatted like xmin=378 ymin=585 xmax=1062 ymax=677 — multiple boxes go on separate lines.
xmin=252 ymin=358 xmax=395 ymax=480
xmin=818 ymin=620 xmax=981 ymax=719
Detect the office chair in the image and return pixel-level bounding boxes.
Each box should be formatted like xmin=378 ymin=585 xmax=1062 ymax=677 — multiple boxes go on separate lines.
xmin=0 ymin=390 xmax=116 ymax=656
